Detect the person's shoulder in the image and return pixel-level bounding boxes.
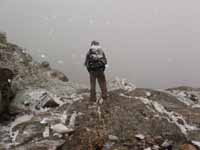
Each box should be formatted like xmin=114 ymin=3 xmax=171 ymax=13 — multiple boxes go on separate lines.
xmin=99 ymin=48 xmax=105 ymax=54
xmin=86 ymin=49 xmax=91 ymax=55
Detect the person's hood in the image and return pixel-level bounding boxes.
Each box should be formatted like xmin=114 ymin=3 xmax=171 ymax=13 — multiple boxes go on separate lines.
xmin=90 ymin=45 xmax=101 ymax=50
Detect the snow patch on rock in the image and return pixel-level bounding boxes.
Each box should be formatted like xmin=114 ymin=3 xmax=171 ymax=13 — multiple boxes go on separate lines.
xmin=51 ymin=123 xmax=74 ymax=134
xmin=158 ymin=90 xmax=194 ymax=106
xmin=109 ymin=77 xmax=136 ymax=92
xmin=135 ymin=134 xmax=145 ymax=140
xmin=191 ymin=141 xmax=200 ymax=149
xmin=68 ymin=111 xmax=78 ymax=128
xmin=192 ymin=104 xmax=200 ymax=108
xmin=136 ymin=96 xmax=199 ymax=135
xmin=43 ymin=126 xmax=50 ymax=138
xmin=9 ymin=114 xmax=33 ymax=145
xmin=160 ymin=90 xmax=200 ymax=108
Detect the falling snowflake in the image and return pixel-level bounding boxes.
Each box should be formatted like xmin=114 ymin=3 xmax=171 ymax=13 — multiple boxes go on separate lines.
xmin=68 ymin=18 xmax=73 ymax=22
xmin=57 ymin=60 xmax=64 ymax=64
xmin=89 ymin=19 xmax=94 ymax=24
xmin=72 ymin=54 xmax=77 ymax=59
xmin=41 ymin=54 xmax=46 ymax=59
xmin=106 ymin=21 xmax=111 ymax=25
xmin=80 ymin=54 xmax=85 ymax=59
xmin=167 ymin=58 xmax=173 ymax=63
xmin=51 ymin=15 xmax=57 ymax=20
xmin=43 ymin=16 xmax=50 ymax=21
xmin=48 ymin=28 xmax=55 ymax=36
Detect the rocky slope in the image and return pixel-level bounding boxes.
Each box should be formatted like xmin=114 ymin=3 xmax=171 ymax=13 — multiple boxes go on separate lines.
xmin=0 ymin=33 xmax=200 ymax=150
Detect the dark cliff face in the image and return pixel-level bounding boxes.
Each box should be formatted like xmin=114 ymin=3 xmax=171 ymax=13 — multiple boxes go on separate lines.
xmin=0 ymin=68 xmax=15 ymax=115
xmin=0 ymin=33 xmax=200 ymax=150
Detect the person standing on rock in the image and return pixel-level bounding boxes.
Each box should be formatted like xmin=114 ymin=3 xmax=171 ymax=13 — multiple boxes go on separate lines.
xmin=85 ymin=40 xmax=108 ymax=102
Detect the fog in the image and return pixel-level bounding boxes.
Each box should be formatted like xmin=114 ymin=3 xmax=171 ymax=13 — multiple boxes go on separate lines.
xmin=0 ymin=0 xmax=200 ymax=88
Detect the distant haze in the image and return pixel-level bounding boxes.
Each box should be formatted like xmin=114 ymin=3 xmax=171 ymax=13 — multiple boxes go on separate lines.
xmin=0 ymin=0 xmax=200 ymax=88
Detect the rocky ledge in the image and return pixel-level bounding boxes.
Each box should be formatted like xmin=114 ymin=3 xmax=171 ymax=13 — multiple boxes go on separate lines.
xmin=0 ymin=33 xmax=200 ymax=150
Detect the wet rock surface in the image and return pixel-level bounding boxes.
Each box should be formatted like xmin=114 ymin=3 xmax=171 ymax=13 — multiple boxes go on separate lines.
xmin=0 ymin=34 xmax=200 ymax=150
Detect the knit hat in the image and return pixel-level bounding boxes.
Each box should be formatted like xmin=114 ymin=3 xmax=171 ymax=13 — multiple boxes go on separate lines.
xmin=91 ymin=40 xmax=100 ymax=46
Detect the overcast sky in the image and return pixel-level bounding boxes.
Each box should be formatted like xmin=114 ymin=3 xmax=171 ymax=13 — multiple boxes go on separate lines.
xmin=0 ymin=0 xmax=200 ymax=88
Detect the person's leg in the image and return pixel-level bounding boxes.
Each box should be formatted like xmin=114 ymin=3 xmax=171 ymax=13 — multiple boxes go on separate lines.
xmin=89 ymin=71 xmax=97 ymax=101
xmin=97 ymin=71 xmax=107 ymax=100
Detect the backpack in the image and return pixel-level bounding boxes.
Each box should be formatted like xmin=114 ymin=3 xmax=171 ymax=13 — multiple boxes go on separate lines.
xmin=87 ymin=49 xmax=106 ymax=71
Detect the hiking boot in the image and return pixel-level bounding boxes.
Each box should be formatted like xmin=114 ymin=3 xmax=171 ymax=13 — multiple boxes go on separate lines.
xmin=90 ymin=97 xmax=97 ymax=102
xmin=102 ymin=94 xmax=107 ymax=100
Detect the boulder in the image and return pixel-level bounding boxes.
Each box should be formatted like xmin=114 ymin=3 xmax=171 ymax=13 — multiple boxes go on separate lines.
xmin=161 ymin=140 xmax=173 ymax=150
xmin=41 ymin=97 xmax=59 ymax=108
xmin=47 ymin=69 xmax=69 ymax=82
xmin=40 ymin=61 xmax=51 ymax=69
xmin=35 ymin=92 xmax=60 ymax=109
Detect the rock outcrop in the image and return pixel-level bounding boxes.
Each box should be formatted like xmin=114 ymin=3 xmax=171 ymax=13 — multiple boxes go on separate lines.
xmin=0 ymin=33 xmax=69 ymax=115
xmin=0 ymin=68 xmax=15 ymax=116
xmin=0 ymin=33 xmax=199 ymax=150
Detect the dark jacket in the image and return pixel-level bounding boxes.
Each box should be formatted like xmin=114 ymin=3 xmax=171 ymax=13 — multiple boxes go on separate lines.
xmin=85 ymin=45 xmax=107 ymax=71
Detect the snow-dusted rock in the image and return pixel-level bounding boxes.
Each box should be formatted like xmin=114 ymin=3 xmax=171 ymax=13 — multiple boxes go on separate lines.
xmin=108 ymin=135 xmax=119 ymax=141
xmin=53 ymin=133 xmax=63 ymax=138
xmin=51 ymin=124 xmax=74 ymax=134
xmin=68 ymin=111 xmax=78 ymax=128
xmin=135 ymin=134 xmax=145 ymax=140
xmin=46 ymin=69 xmax=68 ymax=82
xmin=109 ymin=77 xmax=136 ymax=92
xmin=146 ymin=92 xmax=151 ymax=97
xmin=161 ymin=140 xmax=173 ymax=149
xmin=144 ymin=147 xmax=151 ymax=150
xmin=152 ymin=145 xmax=160 ymax=150
xmin=191 ymin=141 xmax=200 ymax=149
xmin=43 ymin=126 xmax=50 ymax=138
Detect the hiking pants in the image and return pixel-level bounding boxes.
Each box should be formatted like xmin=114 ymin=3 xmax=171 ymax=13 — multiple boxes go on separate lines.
xmin=89 ymin=71 xmax=107 ymax=101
